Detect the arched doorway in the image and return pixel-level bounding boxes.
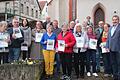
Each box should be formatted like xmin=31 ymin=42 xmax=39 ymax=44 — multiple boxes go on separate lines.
xmin=94 ymin=7 xmax=105 ymax=28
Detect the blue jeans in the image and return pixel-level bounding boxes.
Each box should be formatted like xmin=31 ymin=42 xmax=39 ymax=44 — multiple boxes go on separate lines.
xmin=9 ymin=48 xmax=21 ymax=62
xmin=86 ymin=49 xmax=97 ymax=73
xmin=55 ymin=53 xmax=61 ymax=72
xmin=110 ymin=51 xmax=120 ymax=80
xmin=96 ymin=47 xmax=101 ymax=71
xmin=102 ymin=53 xmax=112 ymax=74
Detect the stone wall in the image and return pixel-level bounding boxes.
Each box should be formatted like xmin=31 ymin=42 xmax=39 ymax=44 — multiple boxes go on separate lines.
xmin=0 ymin=63 xmax=43 ymax=80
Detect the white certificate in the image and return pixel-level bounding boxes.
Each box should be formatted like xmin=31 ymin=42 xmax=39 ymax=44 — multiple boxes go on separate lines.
xmin=21 ymin=46 xmax=28 ymax=51
xmin=58 ymin=40 xmax=65 ymax=52
xmin=89 ymin=38 xmax=97 ymax=49
xmin=46 ymin=39 xmax=55 ymax=50
xmin=14 ymin=29 xmax=22 ymax=38
xmin=76 ymin=37 xmax=84 ymax=48
xmin=101 ymin=47 xmax=108 ymax=53
xmin=0 ymin=41 xmax=8 ymax=48
xmin=100 ymin=42 xmax=106 ymax=47
xmin=35 ymin=33 xmax=43 ymax=42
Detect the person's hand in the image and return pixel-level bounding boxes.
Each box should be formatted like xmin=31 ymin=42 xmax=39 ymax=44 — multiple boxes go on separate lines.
xmin=44 ymin=41 xmax=47 ymax=44
xmin=4 ymin=38 xmax=10 ymax=43
xmin=65 ymin=44 xmax=68 ymax=47
xmin=105 ymin=48 xmax=110 ymax=52
xmin=12 ymin=34 xmax=16 ymax=39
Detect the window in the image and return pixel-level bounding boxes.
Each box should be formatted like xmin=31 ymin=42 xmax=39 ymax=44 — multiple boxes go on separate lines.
xmin=5 ymin=2 xmax=10 ymax=13
xmin=36 ymin=10 xmax=38 ymax=18
xmin=20 ymin=3 xmax=24 ymax=13
xmin=26 ymin=6 xmax=29 ymax=15
xmin=31 ymin=9 xmax=34 ymax=17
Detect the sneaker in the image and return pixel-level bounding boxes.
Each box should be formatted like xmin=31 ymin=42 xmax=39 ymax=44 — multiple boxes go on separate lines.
xmin=66 ymin=76 xmax=71 ymax=80
xmin=60 ymin=75 xmax=66 ymax=80
xmin=92 ymin=73 xmax=98 ymax=77
xmin=87 ymin=72 xmax=91 ymax=77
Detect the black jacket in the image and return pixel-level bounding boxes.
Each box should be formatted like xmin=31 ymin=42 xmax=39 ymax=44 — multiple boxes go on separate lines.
xmin=7 ymin=27 xmax=24 ymax=48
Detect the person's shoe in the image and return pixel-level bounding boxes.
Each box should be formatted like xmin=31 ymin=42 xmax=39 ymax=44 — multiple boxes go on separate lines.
xmin=87 ymin=72 xmax=91 ymax=77
xmin=45 ymin=75 xmax=49 ymax=79
xmin=104 ymin=74 xmax=109 ymax=77
xmin=65 ymin=76 xmax=71 ymax=80
xmin=76 ymin=75 xmax=79 ymax=79
xmin=92 ymin=73 xmax=98 ymax=77
xmin=60 ymin=75 xmax=67 ymax=80
xmin=80 ymin=75 xmax=84 ymax=78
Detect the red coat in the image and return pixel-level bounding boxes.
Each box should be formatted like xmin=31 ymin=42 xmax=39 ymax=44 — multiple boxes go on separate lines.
xmin=56 ymin=31 xmax=76 ymax=53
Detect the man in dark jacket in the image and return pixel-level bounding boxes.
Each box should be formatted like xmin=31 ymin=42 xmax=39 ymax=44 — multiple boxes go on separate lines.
xmin=8 ymin=18 xmax=24 ymax=62
xmin=43 ymin=16 xmax=52 ymax=29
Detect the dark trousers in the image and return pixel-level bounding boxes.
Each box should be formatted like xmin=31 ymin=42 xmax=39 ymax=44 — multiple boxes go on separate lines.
xmin=102 ymin=53 xmax=112 ymax=74
xmin=22 ymin=47 xmax=31 ymax=60
xmin=59 ymin=53 xmax=72 ymax=76
xmin=0 ymin=52 xmax=9 ymax=64
xmin=74 ymin=53 xmax=80 ymax=76
xmin=86 ymin=49 xmax=97 ymax=73
xmin=55 ymin=52 xmax=60 ymax=72
xmin=110 ymin=51 xmax=120 ymax=80
xmin=79 ymin=52 xmax=86 ymax=76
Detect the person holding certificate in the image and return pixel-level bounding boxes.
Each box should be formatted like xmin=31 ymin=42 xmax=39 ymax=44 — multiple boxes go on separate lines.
xmin=40 ymin=24 xmax=56 ymax=78
xmin=73 ymin=23 xmax=89 ymax=79
xmin=98 ymin=23 xmax=112 ymax=77
xmin=0 ymin=21 xmax=10 ymax=64
xmin=86 ymin=26 xmax=98 ymax=77
xmin=56 ymin=23 xmax=76 ymax=80
xmin=30 ymin=21 xmax=46 ymax=60
xmin=8 ymin=18 xmax=24 ymax=62
xmin=20 ymin=18 xmax=31 ymax=60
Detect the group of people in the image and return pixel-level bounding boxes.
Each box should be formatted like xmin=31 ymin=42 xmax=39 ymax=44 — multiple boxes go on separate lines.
xmin=0 ymin=15 xmax=120 ymax=80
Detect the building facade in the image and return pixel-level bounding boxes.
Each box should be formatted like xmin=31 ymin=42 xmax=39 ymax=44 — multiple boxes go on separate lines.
xmin=0 ymin=0 xmax=41 ymax=22
xmin=44 ymin=0 xmax=120 ymax=27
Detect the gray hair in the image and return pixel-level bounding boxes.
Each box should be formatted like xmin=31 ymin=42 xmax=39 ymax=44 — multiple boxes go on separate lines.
xmin=46 ymin=23 xmax=53 ymax=31
xmin=0 ymin=21 xmax=8 ymax=28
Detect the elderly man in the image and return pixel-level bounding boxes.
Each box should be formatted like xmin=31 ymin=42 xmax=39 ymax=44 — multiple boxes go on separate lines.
xmin=8 ymin=18 xmax=24 ymax=62
xmin=95 ymin=21 xmax=104 ymax=72
xmin=43 ymin=16 xmax=52 ymax=29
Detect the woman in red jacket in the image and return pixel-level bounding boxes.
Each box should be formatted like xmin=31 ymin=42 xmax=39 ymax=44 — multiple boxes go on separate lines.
xmin=56 ymin=23 xmax=76 ymax=80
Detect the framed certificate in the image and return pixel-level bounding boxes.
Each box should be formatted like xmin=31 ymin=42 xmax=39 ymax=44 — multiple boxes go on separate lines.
xmin=58 ymin=40 xmax=65 ymax=52
xmin=89 ymin=38 xmax=97 ymax=49
xmin=46 ymin=39 xmax=55 ymax=50
xmin=76 ymin=37 xmax=84 ymax=48
xmin=14 ymin=29 xmax=22 ymax=38
xmin=35 ymin=33 xmax=43 ymax=42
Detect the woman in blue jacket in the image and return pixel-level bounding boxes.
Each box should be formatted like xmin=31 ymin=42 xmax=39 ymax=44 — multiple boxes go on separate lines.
xmin=40 ymin=24 xmax=56 ymax=78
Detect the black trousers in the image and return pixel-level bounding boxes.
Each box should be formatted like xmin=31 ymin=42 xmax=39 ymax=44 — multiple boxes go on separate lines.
xmin=0 ymin=52 xmax=9 ymax=64
xmin=74 ymin=52 xmax=86 ymax=77
xmin=59 ymin=53 xmax=72 ymax=76
xmin=74 ymin=53 xmax=80 ymax=76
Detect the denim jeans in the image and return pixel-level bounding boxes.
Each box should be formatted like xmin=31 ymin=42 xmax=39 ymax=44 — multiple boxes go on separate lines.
xmin=86 ymin=49 xmax=97 ymax=73
xmin=110 ymin=51 xmax=120 ymax=80
xmin=9 ymin=48 xmax=21 ymax=62
xmin=102 ymin=53 xmax=112 ymax=74
xmin=96 ymin=47 xmax=101 ymax=71
xmin=55 ymin=53 xmax=61 ymax=72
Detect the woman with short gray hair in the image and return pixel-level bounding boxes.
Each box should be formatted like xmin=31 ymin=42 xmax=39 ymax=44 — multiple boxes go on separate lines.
xmin=0 ymin=21 xmax=10 ymax=64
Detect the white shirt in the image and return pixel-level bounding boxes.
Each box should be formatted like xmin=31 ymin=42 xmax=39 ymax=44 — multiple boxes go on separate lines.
xmin=111 ymin=25 xmax=118 ymax=37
